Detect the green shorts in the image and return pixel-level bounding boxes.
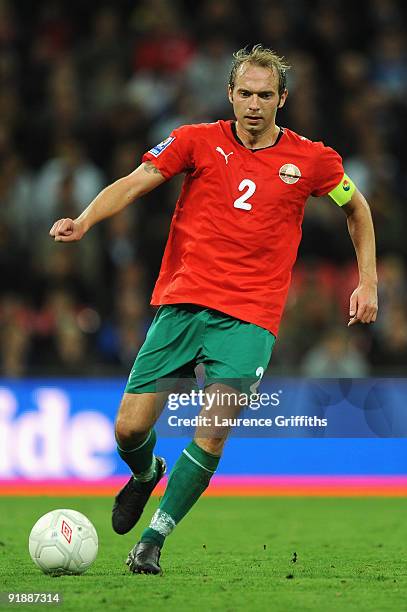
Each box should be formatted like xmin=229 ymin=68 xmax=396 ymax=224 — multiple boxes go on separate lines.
xmin=125 ymin=304 xmax=275 ymax=395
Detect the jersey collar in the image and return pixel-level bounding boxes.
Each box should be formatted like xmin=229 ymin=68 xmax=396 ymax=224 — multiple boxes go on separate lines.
xmin=230 ymin=121 xmax=284 ymax=152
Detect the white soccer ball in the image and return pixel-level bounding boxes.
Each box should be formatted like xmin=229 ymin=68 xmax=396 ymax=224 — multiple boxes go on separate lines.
xmin=29 ymin=509 xmax=98 ymax=575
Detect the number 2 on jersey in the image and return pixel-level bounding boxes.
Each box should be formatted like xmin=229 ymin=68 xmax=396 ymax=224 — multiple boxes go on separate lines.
xmin=233 ymin=179 xmax=256 ymax=211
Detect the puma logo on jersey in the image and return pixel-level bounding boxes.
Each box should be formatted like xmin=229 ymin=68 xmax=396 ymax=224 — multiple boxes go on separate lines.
xmin=216 ymin=147 xmax=234 ymax=165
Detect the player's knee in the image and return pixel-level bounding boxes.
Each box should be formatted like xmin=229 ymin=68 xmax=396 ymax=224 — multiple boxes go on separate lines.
xmin=115 ymin=389 xmax=167 ymax=448
xmin=114 ymin=416 xmax=150 ymax=447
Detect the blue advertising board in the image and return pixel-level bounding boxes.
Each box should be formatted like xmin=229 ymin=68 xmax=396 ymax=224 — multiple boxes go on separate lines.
xmin=0 ymin=378 xmax=406 ymax=480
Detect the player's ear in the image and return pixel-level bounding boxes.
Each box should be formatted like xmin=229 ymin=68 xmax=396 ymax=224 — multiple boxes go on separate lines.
xmin=278 ymin=89 xmax=288 ymax=109
xmin=228 ymin=85 xmax=234 ymax=104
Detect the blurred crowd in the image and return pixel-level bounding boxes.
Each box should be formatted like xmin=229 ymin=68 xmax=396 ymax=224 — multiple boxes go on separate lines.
xmin=1 ymin=0 xmax=407 ymax=377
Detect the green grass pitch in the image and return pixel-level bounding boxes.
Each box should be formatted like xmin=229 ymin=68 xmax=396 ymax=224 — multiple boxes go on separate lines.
xmin=0 ymin=496 xmax=406 ymax=611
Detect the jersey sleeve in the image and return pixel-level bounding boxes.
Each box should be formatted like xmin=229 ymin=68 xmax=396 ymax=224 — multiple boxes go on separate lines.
xmin=142 ymin=125 xmax=194 ymax=180
xmin=311 ymin=142 xmax=346 ymax=198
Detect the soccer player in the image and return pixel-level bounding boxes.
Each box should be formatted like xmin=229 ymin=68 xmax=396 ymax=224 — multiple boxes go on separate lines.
xmin=49 ymin=45 xmax=378 ymax=574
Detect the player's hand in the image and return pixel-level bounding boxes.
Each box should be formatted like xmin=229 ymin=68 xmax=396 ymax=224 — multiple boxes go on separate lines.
xmin=49 ymin=218 xmax=85 ymax=242
xmin=348 ymin=282 xmax=378 ymax=326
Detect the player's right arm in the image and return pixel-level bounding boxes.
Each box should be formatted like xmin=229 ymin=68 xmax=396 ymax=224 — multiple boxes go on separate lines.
xmin=49 ymin=161 xmax=165 ymax=242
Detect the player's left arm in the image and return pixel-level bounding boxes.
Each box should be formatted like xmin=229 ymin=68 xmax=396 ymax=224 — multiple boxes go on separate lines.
xmin=340 ymin=188 xmax=378 ymax=327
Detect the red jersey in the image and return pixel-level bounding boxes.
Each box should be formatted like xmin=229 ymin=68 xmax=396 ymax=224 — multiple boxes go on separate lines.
xmin=142 ymin=120 xmax=345 ymax=336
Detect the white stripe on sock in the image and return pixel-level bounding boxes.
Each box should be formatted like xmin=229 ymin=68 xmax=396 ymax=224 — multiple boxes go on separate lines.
xmin=150 ymin=509 xmax=176 ymax=537
xmin=182 ymin=449 xmax=215 ymax=473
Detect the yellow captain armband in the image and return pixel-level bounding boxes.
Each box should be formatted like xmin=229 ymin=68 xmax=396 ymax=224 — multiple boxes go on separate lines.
xmin=328 ymin=174 xmax=356 ymax=206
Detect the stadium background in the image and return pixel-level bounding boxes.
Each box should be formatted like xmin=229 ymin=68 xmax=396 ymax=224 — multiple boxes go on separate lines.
xmin=1 ymin=0 xmax=406 ymax=490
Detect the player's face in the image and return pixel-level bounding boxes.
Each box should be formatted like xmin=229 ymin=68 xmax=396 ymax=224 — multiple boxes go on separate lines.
xmin=228 ymin=64 xmax=287 ymax=134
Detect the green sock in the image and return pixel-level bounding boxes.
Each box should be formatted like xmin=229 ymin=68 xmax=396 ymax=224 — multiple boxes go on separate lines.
xmin=141 ymin=440 xmax=220 ymax=547
xmin=117 ymin=429 xmax=157 ymax=482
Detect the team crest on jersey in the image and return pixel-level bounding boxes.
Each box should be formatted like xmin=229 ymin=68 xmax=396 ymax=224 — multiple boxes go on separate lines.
xmin=149 ymin=136 xmax=175 ymax=157
xmin=279 ymin=163 xmax=301 ymax=184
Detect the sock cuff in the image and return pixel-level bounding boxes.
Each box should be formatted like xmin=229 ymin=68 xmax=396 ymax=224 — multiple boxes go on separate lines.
xmin=117 ymin=428 xmax=156 ymax=453
xmin=183 ymin=440 xmax=220 ymax=473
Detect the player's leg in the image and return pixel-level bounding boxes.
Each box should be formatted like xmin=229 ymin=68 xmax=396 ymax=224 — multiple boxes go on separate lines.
xmin=127 ymin=383 xmax=233 ymax=574
xmin=127 ymin=309 xmax=275 ymax=573
xmin=112 ymin=304 xmax=203 ymax=535
xmin=142 ymin=382 xmax=235 ymax=536
xmin=112 ymin=391 xmax=168 ymax=535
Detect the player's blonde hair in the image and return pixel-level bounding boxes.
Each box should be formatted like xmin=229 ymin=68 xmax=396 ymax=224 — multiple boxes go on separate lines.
xmin=228 ymin=44 xmax=290 ymax=96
